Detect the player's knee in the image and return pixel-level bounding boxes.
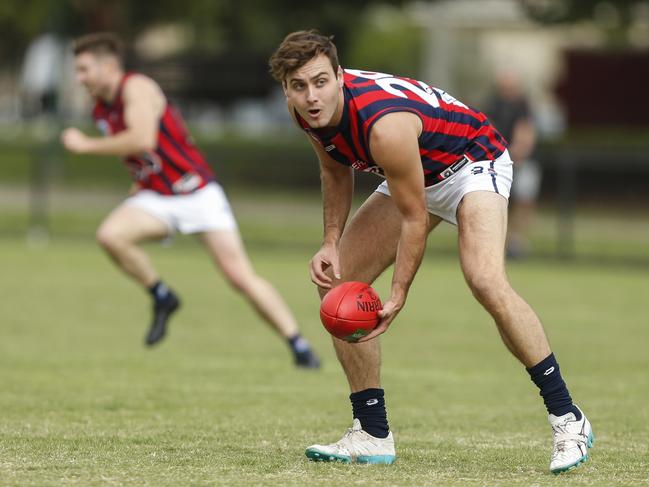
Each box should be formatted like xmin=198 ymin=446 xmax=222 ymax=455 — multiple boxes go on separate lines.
xmin=465 ymin=271 xmax=509 ymax=307
xmin=223 ymin=267 xmax=254 ymax=294
xmin=96 ymin=225 xmax=124 ymax=252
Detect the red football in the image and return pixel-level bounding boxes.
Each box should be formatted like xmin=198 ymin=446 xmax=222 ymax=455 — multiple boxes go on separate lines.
xmin=320 ymin=281 xmax=382 ymax=342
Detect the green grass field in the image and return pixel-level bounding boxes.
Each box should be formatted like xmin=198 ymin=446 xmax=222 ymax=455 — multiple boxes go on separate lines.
xmin=1 ymin=191 xmax=649 ymax=486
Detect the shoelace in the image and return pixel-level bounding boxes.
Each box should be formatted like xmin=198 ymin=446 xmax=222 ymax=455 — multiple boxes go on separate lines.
xmin=552 ymin=422 xmax=585 ymax=454
xmin=334 ymin=426 xmax=363 ymax=454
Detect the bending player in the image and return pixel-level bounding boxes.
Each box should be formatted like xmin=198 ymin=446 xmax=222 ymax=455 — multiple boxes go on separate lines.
xmin=269 ymin=30 xmax=592 ymax=472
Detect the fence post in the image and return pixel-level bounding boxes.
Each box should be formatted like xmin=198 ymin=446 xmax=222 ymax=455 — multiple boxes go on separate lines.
xmin=556 ymin=151 xmax=576 ymax=259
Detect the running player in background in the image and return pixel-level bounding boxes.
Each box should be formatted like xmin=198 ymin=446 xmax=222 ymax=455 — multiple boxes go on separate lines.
xmin=61 ymin=33 xmax=320 ymax=368
xmin=269 ymin=30 xmax=592 ymax=472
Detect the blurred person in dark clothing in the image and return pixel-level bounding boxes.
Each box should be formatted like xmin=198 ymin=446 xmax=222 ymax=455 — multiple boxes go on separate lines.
xmin=484 ymin=70 xmax=540 ymax=259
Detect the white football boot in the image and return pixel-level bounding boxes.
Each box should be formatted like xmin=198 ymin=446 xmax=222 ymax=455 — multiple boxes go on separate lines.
xmin=549 ymin=406 xmax=594 ymax=474
xmin=305 ymin=419 xmax=396 ymax=464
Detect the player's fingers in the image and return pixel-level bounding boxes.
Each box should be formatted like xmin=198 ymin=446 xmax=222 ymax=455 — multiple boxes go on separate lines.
xmin=377 ymin=301 xmax=396 ymax=319
xmin=310 ymin=259 xmax=332 ymax=288
xmin=330 ymin=254 xmax=341 ymax=280
xmin=357 ymin=322 xmax=388 ymax=342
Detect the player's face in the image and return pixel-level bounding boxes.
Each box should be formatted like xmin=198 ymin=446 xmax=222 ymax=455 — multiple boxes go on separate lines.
xmin=284 ymin=54 xmax=344 ymax=129
xmin=74 ymin=52 xmax=113 ymax=98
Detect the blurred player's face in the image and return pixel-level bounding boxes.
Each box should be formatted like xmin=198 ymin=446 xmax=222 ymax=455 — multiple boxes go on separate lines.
xmin=284 ymin=54 xmax=344 ymax=129
xmin=74 ymin=52 xmax=120 ymax=100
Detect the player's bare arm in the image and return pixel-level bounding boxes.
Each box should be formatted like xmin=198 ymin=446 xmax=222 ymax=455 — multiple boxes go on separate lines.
xmin=285 ymin=100 xmax=353 ymax=288
xmin=61 ymin=75 xmax=164 ymax=156
xmin=358 ymin=111 xmax=428 ymax=341
xmin=309 ymin=136 xmax=353 ymax=288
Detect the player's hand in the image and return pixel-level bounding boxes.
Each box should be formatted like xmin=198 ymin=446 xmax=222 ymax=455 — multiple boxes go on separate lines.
xmin=309 ymin=244 xmax=341 ymax=289
xmin=60 ymin=127 xmax=91 ymax=154
xmin=357 ymin=298 xmax=403 ymax=342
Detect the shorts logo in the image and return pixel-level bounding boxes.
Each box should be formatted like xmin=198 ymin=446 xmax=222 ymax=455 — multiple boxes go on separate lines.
xmin=324 ymin=144 xmax=336 ymax=152
xmin=471 ymin=165 xmax=497 ymax=176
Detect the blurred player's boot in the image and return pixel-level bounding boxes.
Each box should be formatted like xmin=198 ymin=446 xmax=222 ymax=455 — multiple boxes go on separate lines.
xmin=305 ymin=419 xmax=396 ymax=464
xmin=288 ymin=334 xmax=320 ymax=369
xmin=145 ymin=292 xmax=180 ymax=346
xmin=294 ymin=348 xmax=321 ymax=369
xmin=549 ymin=406 xmax=594 ymax=474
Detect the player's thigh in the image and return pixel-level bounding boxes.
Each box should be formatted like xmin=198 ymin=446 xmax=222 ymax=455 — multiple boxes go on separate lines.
xmin=198 ymin=229 xmax=255 ymax=280
xmin=457 ymin=191 xmax=508 ymax=281
xmin=338 ymin=192 xmax=441 ymax=284
xmin=97 ymin=204 xmax=169 ymax=243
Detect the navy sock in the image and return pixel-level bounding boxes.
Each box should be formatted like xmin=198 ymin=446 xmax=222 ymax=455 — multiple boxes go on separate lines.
xmin=350 ymin=388 xmax=389 ymax=439
xmin=527 ymin=353 xmax=581 ymax=420
xmin=288 ymin=334 xmax=311 ymax=354
xmin=149 ymin=281 xmax=174 ymax=306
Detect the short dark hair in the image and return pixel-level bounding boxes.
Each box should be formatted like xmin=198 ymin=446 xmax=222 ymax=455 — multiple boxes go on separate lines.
xmin=268 ymin=30 xmax=339 ymax=83
xmin=73 ymin=32 xmax=124 ymax=61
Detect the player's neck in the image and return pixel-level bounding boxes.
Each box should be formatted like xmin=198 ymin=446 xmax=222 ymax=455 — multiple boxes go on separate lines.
xmin=328 ymin=90 xmax=345 ymax=127
xmin=100 ymin=69 xmax=125 ymax=103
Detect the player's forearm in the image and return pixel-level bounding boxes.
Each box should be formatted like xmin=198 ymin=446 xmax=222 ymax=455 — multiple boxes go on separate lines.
xmin=390 ymin=215 xmax=428 ymax=303
xmin=84 ymin=130 xmax=156 ymax=156
xmin=321 ymin=167 xmax=353 ymax=246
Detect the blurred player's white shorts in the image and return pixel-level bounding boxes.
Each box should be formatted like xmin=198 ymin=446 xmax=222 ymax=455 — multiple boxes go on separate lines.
xmin=375 ymin=150 xmax=513 ymax=225
xmin=511 ymin=159 xmax=542 ymax=202
xmin=124 ymin=182 xmax=237 ymax=234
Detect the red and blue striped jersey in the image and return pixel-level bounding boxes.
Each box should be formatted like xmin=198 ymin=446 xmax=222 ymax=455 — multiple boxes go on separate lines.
xmin=296 ymin=69 xmax=508 ymax=187
xmin=92 ymin=73 xmax=215 ymax=195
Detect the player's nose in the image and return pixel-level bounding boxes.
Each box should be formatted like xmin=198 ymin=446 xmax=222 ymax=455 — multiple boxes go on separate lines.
xmin=306 ymin=85 xmax=318 ymax=103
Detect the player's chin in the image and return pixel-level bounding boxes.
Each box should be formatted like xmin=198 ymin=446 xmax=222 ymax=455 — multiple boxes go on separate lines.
xmin=306 ymin=113 xmax=330 ymax=128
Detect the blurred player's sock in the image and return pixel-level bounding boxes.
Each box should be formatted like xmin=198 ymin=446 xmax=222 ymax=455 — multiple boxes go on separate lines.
xmin=288 ymin=334 xmax=321 ymax=369
xmin=527 ymin=353 xmax=581 ymax=419
xmin=146 ymin=280 xmax=180 ymax=346
xmin=350 ymin=388 xmax=389 ymax=439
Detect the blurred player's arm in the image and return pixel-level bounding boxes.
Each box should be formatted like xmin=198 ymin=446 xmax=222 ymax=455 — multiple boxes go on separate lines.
xmin=359 ymin=111 xmax=428 ymax=341
xmin=508 ymin=118 xmax=536 ymax=164
xmin=61 ymin=75 xmax=164 ymax=156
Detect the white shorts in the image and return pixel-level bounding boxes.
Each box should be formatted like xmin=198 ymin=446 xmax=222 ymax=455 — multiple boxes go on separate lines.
xmin=124 ymin=182 xmax=237 ymax=234
xmin=375 ymin=150 xmax=513 ymax=225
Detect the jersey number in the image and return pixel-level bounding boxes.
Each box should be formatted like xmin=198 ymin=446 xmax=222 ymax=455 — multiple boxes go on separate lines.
xmin=345 ymin=69 xmax=467 ymax=109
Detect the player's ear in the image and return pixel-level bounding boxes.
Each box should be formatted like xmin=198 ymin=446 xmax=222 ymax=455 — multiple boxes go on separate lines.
xmin=282 ymin=80 xmax=288 ymax=97
xmin=337 ymin=66 xmax=344 ymax=88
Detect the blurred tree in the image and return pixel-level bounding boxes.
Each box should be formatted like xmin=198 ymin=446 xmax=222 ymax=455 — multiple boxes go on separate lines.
xmin=521 ymin=0 xmax=647 ymax=46
xmin=0 ymin=0 xmax=415 ymax=60
xmin=345 ymin=4 xmax=423 ymax=76
xmin=521 ymin=0 xmax=638 ymax=23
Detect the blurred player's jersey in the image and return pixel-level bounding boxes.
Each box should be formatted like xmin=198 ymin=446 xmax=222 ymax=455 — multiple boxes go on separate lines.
xmin=296 ymin=69 xmax=507 ymax=187
xmin=93 ymin=72 xmax=215 ymax=195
